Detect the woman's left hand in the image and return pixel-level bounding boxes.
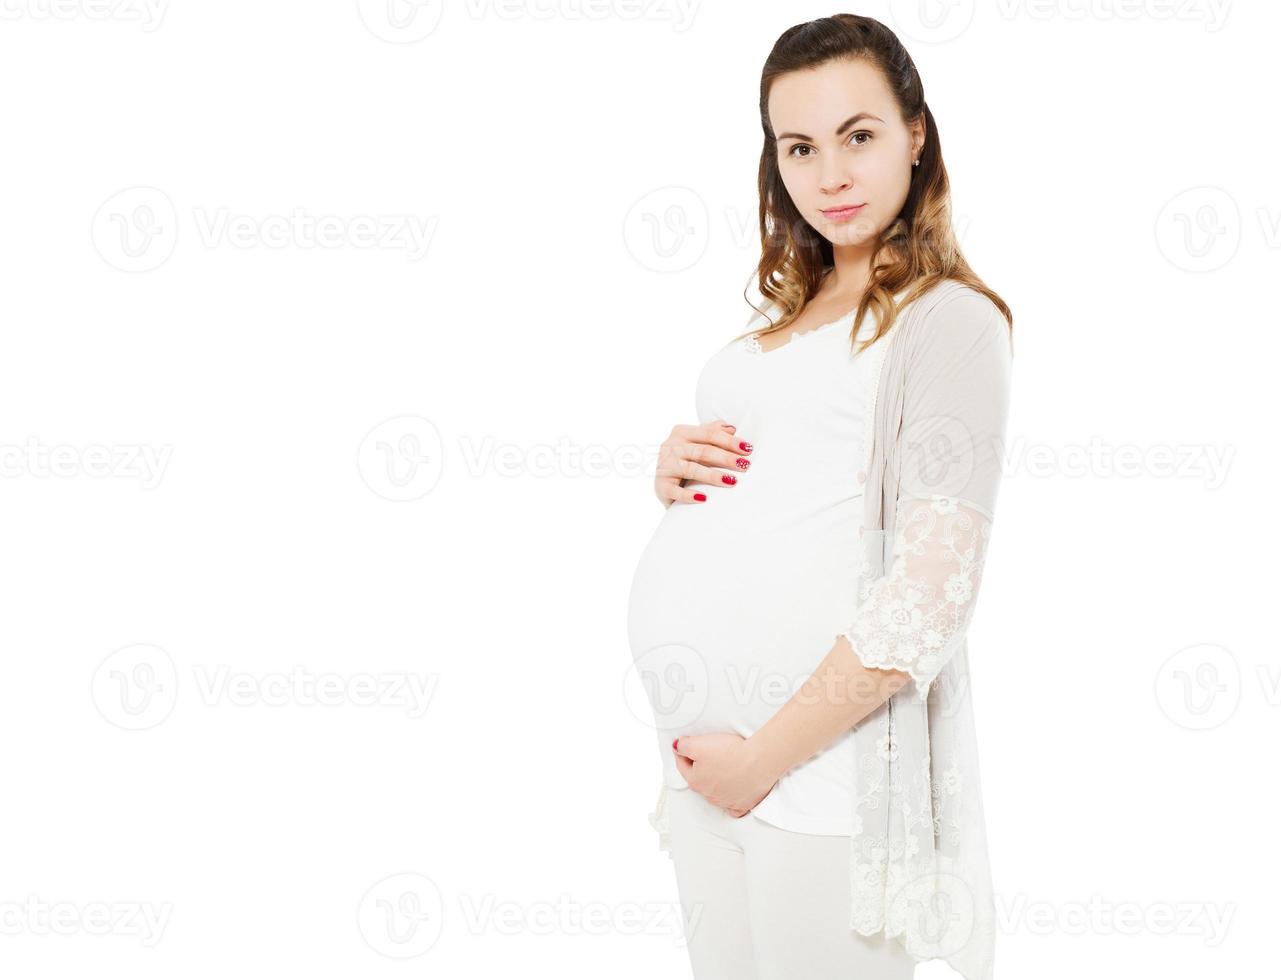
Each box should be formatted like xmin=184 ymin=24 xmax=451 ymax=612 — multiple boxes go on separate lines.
xmin=672 ymin=732 xmax=780 ymax=817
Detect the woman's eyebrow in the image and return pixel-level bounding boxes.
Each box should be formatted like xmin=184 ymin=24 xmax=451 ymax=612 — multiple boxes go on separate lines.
xmin=776 ymin=111 xmax=885 ymax=142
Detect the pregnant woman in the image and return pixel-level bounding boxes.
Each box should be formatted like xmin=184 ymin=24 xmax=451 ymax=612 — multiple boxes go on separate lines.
xmin=627 ymin=15 xmax=1014 ymax=980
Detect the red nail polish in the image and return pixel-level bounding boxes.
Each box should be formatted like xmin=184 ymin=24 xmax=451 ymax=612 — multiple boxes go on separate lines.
xmin=739 ymin=441 xmax=752 ymax=453
xmin=693 ymin=493 xmax=706 ymax=501
xmin=722 ymin=474 xmax=736 ymax=485
xmin=672 ymin=738 xmax=679 ymax=752
xmin=735 ymin=458 xmax=750 ymax=470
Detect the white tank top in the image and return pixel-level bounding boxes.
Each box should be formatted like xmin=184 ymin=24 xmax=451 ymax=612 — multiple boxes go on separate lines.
xmin=628 ymin=300 xmax=885 ymax=835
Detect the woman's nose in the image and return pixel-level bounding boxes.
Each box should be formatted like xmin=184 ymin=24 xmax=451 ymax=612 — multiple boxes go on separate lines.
xmin=820 ymin=172 xmax=853 ymax=194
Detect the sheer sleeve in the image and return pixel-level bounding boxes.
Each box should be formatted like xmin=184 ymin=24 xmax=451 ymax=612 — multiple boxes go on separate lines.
xmin=841 ymin=290 xmax=1013 ymax=701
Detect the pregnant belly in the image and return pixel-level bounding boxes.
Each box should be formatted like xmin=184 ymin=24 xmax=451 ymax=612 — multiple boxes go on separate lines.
xmin=626 ymin=501 xmax=863 ymax=742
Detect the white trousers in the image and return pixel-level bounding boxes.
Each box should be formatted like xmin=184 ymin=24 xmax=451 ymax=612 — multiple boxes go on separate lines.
xmin=666 ymin=786 xmax=917 ymax=980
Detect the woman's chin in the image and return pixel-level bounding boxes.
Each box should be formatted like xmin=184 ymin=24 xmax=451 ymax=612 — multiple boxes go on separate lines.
xmin=820 ymin=220 xmax=878 ymax=247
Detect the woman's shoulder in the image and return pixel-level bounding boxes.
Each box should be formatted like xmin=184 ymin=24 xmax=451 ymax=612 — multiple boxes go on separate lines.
xmin=904 ymin=278 xmax=999 ymax=317
xmin=903 ymin=279 xmax=1009 ymax=348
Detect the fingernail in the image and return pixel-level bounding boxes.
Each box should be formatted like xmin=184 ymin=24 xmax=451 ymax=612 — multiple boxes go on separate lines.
xmin=739 ymin=441 xmax=752 ymax=453
xmin=693 ymin=493 xmax=706 ymax=502
xmin=722 ymin=474 xmax=736 ymax=485
xmin=735 ymin=458 xmax=750 ymax=470
xmin=672 ymin=738 xmax=680 ymax=752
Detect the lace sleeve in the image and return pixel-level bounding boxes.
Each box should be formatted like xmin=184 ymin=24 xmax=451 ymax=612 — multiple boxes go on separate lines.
xmin=842 ymin=493 xmax=994 ymax=699
xmin=841 ymin=289 xmax=1013 ymax=700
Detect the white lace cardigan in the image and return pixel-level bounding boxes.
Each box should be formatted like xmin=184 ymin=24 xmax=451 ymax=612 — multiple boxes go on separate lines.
xmin=647 ymin=278 xmax=1013 ymax=980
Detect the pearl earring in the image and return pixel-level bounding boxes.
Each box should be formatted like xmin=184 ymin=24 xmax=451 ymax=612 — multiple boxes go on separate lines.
xmin=913 ymin=159 xmax=920 ymax=166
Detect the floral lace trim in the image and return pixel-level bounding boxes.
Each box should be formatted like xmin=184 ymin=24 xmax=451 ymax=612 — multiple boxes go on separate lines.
xmin=741 ymin=309 xmax=857 ymax=354
xmin=847 ymin=744 xmax=996 ymax=978
xmin=842 ymin=493 xmax=993 ymax=702
xmin=845 ymin=689 xmax=996 ymax=980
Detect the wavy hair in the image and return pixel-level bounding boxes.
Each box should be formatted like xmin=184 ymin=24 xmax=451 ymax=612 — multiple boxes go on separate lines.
xmin=736 ymin=14 xmax=1012 ymax=353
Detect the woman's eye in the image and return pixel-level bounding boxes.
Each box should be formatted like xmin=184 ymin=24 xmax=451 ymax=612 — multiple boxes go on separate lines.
xmin=786 ymin=131 xmax=872 ymax=158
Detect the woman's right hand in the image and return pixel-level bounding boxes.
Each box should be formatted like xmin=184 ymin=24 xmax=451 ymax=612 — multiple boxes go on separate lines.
xmin=654 ymin=419 xmax=753 ymax=508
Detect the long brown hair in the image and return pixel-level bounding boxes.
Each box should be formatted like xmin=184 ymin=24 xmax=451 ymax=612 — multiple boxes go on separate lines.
xmin=738 ymin=14 xmax=1012 ymax=353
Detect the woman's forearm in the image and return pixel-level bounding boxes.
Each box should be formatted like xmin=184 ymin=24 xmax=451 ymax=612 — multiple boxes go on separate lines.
xmin=744 ymin=633 xmax=910 ymax=782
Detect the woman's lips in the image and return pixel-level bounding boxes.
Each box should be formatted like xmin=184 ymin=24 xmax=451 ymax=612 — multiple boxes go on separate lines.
xmin=821 ymin=204 xmax=866 ymax=221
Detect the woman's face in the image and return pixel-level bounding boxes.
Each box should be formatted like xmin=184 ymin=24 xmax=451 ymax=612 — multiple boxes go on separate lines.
xmin=768 ymin=57 xmax=924 ymax=250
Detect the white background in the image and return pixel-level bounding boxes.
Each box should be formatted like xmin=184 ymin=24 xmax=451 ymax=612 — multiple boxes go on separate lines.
xmin=0 ymin=1 xmax=1275 ymax=977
